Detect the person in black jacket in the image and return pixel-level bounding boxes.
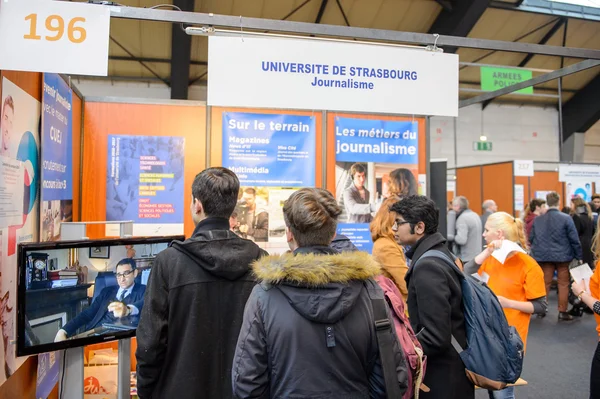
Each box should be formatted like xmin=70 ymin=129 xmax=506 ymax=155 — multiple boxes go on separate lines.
xmin=571 ymin=197 xmax=595 ymax=269
xmin=391 ymin=195 xmax=474 ymax=399
xmin=530 ymin=192 xmax=582 ymax=321
xmin=232 ymin=188 xmax=408 ymax=399
xmin=135 ymin=167 xmax=267 ymax=399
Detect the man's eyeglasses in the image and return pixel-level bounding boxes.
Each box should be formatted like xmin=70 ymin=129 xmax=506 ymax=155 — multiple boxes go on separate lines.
xmin=392 ymin=220 xmax=411 ymax=230
xmin=116 ymin=270 xmax=134 ymax=279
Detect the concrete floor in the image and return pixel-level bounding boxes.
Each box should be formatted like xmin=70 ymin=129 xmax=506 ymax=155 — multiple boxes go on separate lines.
xmin=475 ymin=291 xmax=598 ymax=399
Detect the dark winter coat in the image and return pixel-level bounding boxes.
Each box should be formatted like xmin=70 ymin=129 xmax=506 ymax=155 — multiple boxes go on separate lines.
xmin=330 ymin=234 xmax=359 ymax=253
xmin=404 ymin=233 xmax=474 ymax=399
xmin=572 ymin=208 xmax=595 ymax=267
xmin=135 ymin=217 xmax=267 ymax=399
xmin=232 ymin=246 xmax=408 ymax=399
xmin=529 ymin=208 xmax=583 ymax=263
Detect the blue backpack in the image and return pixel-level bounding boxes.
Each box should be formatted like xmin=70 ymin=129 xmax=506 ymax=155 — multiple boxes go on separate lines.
xmin=414 ymin=250 xmax=524 ymax=390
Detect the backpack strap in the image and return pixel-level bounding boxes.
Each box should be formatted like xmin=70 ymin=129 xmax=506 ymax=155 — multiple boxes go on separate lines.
xmin=413 ymin=250 xmax=467 ymax=354
xmin=363 ymin=278 xmax=403 ymax=399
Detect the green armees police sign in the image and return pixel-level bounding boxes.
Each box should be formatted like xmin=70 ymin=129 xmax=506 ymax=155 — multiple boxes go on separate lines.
xmin=480 ymin=66 xmax=533 ymax=95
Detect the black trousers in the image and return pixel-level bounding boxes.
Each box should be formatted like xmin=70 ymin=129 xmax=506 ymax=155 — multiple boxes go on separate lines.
xmin=591 ymin=341 xmax=600 ymax=399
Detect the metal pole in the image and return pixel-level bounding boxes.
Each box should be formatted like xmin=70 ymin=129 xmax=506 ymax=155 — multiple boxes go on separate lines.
xmin=108 ymin=6 xmax=600 ymax=60
xmin=117 ymin=339 xmax=131 ymax=399
xmin=453 ymin=117 xmax=458 ymax=170
xmin=558 ymin=73 xmax=564 ymax=162
xmin=459 ymin=59 xmax=600 ymax=108
xmin=425 ymin=116 xmax=431 ymax=196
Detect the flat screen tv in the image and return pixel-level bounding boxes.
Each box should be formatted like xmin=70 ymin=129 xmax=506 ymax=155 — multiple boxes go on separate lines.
xmin=17 ymin=235 xmax=184 ymax=356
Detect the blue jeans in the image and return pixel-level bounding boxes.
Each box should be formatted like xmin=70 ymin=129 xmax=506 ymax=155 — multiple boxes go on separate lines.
xmin=488 ymin=386 xmax=515 ymax=399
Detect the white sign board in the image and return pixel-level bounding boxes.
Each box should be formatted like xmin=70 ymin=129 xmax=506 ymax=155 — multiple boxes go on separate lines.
xmin=559 ymin=164 xmax=600 ymax=182
xmin=514 ymin=184 xmax=525 ymax=213
xmin=514 ymin=160 xmax=534 ymax=177
xmin=0 ymin=156 xmax=24 ymax=228
xmin=208 ymin=36 xmax=459 ymax=117
xmin=0 ymin=0 xmax=110 ymax=76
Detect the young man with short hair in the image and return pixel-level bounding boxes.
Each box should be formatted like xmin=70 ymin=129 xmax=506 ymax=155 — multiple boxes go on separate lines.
xmin=529 ymin=191 xmax=582 ymax=321
xmin=391 ymin=195 xmax=474 ymax=399
xmin=136 ymin=167 xmax=267 ymax=399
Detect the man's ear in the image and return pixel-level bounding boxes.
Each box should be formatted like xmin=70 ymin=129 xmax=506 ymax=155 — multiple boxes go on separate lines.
xmin=414 ymin=221 xmax=425 ymax=235
xmin=193 ymin=197 xmax=203 ymax=215
xmin=286 ymin=226 xmax=294 ymax=243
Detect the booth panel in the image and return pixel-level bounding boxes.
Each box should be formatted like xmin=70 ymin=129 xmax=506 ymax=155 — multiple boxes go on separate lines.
xmin=482 ymin=162 xmax=514 ymax=215
xmin=209 ymin=107 xmax=323 ymax=188
xmin=531 ymin=171 xmax=564 ymax=208
xmin=1 ymin=71 xmax=41 ymax=101
xmin=456 ymin=166 xmax=482 ymax=214
xmin=0 ymin=70 xmax=46 ymax=397
xmin=82 ymin=101 xmax=206 ymax=239
xmin=325 ymin=113 xmax=427 ymax=194
xmin=72 ymin=92 xmax=82 ymax=221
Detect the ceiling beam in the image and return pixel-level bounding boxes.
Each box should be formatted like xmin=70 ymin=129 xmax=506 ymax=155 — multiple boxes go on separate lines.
xmin=110 ymin=55 xmax=206 ymax=65
xmin=562 ymin=71 xmax=600 ymax=141
xmin=435 ymin=0 xmax=453 ymax=12
xmin=428 ymin=0 xmax=490 ymax=53
xmin=315 ymin=0 xmax=329 ymax=23
xmin=482 ymin=17 xmax=566 ymax=109
xmin=170 ymin=0 xmax=194 ymax=99
xmin=519 ymin=17 xmax=566 ymax=68
xmin=460 ymin=59 xmax=600 ymax=108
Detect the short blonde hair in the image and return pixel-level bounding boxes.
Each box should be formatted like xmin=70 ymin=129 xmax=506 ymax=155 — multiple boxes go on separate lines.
xmin=486 ymin=211 xmax=529 ymax=250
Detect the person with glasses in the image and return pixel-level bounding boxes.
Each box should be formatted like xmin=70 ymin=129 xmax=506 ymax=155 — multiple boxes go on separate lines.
xmin=391 ymin=195 xmax=474 ymax=399
xmin=54 ymin=258 xmax=145 ymax=342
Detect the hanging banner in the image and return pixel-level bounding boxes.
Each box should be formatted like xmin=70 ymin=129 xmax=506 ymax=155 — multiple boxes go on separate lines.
xmin=0 ymin=76 xmax=41 ymax=384
xmin=559 ymin=164 xmax=600 ymax=182
xmin=41 ymin=73 xmax=73 ymax=242
xmin=335 ymin=117 xmax=419 ymax=253
xmin=480 ymin=67 xmax=533 ymax=95
xmin=208 ymin=36 xmax=459 ymax=117
xmin=0 ymin=0 xmax=110 ymax=75
xmin=106 ymin=135 xmax=185 ymax=237
xmin=222 ymin=112 xmax=316 ymax=187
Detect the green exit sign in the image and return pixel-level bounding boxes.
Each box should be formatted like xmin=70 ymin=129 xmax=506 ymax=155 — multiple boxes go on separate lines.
xmin=473 ymin=141 xmax=493 ymax=151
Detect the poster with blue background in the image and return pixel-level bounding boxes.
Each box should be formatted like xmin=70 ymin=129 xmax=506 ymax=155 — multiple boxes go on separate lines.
xmin=335 ymin=117 xmax=418 ymax=164
xmin=222 ymin=112 xmax=316 ymax=187
xmin=41 ymin=74 xmax=72 ymax=201
xmin=106 ymin=135 xmax=185 ymax=232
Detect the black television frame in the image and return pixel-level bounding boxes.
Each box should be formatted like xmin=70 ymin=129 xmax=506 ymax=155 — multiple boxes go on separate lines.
xmin=17 ymin=235 xmax=184 ymax=356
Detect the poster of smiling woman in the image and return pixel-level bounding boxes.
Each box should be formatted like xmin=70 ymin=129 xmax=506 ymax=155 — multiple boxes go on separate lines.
xmin=0 ymin=76 xmax=41 ymax=383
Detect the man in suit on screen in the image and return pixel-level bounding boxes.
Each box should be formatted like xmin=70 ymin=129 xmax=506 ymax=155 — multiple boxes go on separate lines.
xmin=54 ymin=258 xmax=145 ymax=341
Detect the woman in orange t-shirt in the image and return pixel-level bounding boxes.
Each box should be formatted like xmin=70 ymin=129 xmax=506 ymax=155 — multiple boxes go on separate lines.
xmin=571 ymin=216 xmax=600 ymax=399
xmin=464 ymin=212 xmax=547 ymax=399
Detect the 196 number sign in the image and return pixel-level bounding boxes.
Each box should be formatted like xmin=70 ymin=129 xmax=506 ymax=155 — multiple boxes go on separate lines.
xmin=24 ymin=14 xmax=87 ymax=44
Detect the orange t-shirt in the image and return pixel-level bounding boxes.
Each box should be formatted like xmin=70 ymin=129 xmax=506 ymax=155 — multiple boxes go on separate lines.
xmin=479 ymin=252 xmax=546 ymax=352
xmin=590 ymin=261 xmax=600 ymax=338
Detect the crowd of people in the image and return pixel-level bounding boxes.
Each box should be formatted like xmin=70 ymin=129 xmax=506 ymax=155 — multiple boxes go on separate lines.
xmin=131 ymin=166 xmax=600 ymax=399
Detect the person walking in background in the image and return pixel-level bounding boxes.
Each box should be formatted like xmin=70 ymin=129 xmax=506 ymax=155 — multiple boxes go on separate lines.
xmin=232 ymin=188 xmax=408 ymax=398
xmin=370 ymin=195 xmax=409 ymax=300
xmin=524 ymin=199 xmax=547 ymax=239
xmin=447 ymin=205 xmax=456 ymax=250
xmin=571 ymin=197 xmax=596 ymax=268
xmin=136 ymin=168 xmax=267 ymax=399
xmin=570 ymin=216 xmax=600 ymax=398
xmin=452 ymin=196 xmax=483 ymax=264
xmin=392 ymin=195 xmax=474 ymax=399
xmin=529 ymin=192 xmax=582 ymax=321
xmin=343 ymin=163 xmax=376 ymax=223
xmin=464 ymin=212 xmax=547 ymax=399
xmin=480 ymin=199 xmax=498 ymax=230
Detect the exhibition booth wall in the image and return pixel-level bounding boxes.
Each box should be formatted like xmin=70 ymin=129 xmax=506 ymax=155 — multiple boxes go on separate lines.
xmin=455 ymin=161 xmax=598 ymax=216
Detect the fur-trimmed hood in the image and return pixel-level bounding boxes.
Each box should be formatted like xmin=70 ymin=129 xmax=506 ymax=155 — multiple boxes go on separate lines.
xmin=252 ymin=249 xmax=381 ymax=285
xmin=252 ymin=247 xmax=381 ymax=323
